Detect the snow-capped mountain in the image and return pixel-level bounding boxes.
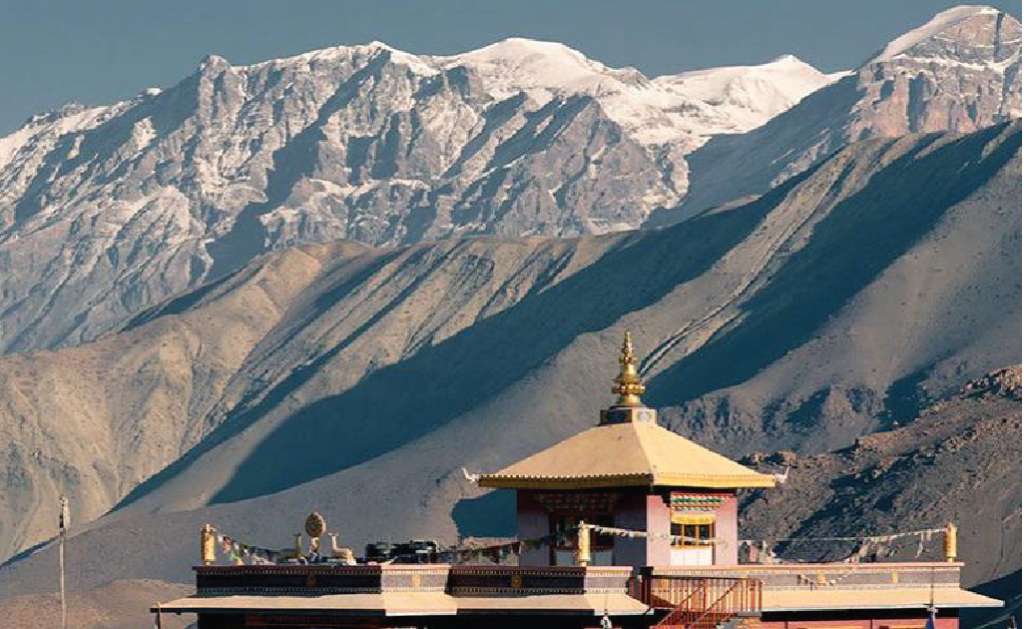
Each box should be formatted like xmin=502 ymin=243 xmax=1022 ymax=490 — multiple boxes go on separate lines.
xmin=0 ymin=38 xmax=832 ymax=354
xmin=436 ymin=39 xmax=841 ymax=147
xmin=669 ymin=5 xmax=1022 ymax=222
xmin=0 ymin=6 xmax=1019 ymax=355
xmin=653 ymin=54 xmax=845 ymax=136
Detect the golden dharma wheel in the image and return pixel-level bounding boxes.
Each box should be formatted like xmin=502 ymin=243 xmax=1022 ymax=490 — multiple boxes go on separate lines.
xmin=305 ymin=511 xmax=327 ymax=538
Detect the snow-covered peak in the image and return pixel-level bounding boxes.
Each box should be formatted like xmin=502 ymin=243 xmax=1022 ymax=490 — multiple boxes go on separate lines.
xmin=156 ymin=36 xmax=829 ymax=147
xmin=0 ymin=102 xmax=122 ymax=170
xmin=448 ymin=37 xmax=588 ymax=66
xmin=430 ymin=39 xmax=832 ymax=144
xmin=1 ymin=18 xmax=1016 ymax=362
xmin=866 ymin=5 xmax=1005 ymax=64
xmin=659 ymin=54 xmax=829 ymax=96
xmin=652 ymin=55 xmax=837 ymax=136
xmin=436 ymin=37 xmax=646 ymax=99
xmin=235 ymin=40 xmax=441 ymax=75
xmin=199 ymin=54 xmax=230 ymax=70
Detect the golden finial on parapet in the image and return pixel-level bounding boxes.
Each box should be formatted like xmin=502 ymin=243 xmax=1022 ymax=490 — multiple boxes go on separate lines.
xmin=576 ymin=520 xmax=591 ymax=567
xmin=200 ymin=524 xmax=216 ymax=566
xmin=328 ymin=534 xmax=357 ymax=565
xmin=306 ymin=512 xmax=326 ymax=555
xmin=612 ymin=331 xmax=646 ymax=407
xmin=944 ymin=522 xmax=957 ymax=562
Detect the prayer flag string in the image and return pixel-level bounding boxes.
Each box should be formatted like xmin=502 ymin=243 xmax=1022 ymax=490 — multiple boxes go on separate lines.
xmin=205 ymin=524 xmax=948 ymax=566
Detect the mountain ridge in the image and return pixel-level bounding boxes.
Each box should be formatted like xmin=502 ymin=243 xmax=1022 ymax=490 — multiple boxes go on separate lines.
xmin=0 ymin=120 xmax=1017 ymax=574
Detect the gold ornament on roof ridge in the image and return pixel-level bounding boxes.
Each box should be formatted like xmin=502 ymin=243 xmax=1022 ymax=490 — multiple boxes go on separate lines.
xmin=305 ymin=511 xmax=326 ymax=538
xmin=612 ymin=331 xmax=646 ymax=407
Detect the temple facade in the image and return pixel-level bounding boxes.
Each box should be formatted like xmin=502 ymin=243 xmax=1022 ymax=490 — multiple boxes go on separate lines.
xmin=480 ymin=332 xmax=772 ymax=569
xmin=154 ymin=333 xmax=1002 ymax=628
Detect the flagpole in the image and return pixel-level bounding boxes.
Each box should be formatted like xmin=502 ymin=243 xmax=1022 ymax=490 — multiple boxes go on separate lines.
xmin=58 ymin=495 xmax=68 ymax=629
xmin=925 ymin=566 xmax=936 ymax=629
xmin=930 ymin=565 xmax=935 ymax=609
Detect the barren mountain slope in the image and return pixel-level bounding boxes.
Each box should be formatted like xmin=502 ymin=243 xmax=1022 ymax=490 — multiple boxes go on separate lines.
xmin=660 ymin=6 xmax=1021 ymax=223
xmin=0 ymin=241 xmax=374 ymax=561
xmin=0 ymin=121 xmax=1017 ymax=599
xmin=0 ymin=234 xmax=621 ymax=563
xmin=0 ymin=579 xmax=193 ymax=629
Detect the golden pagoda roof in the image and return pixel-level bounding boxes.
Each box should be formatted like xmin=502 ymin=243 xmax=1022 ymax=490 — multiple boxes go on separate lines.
xmin=479 ymin=331 xmax=774 ymax=490
xmin=478 ymin=419 xmax=774 ymax=490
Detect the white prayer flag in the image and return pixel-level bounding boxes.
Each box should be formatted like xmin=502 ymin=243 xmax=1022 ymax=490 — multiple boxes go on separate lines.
xmin=59 ymin=496 xmax=70 ymax=531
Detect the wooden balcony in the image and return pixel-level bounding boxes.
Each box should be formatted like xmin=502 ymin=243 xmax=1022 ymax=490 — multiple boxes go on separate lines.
xmin=629 ymin=573 xmax=761 ymax=629
xmin=650 ymin=562 xmax=962 ymax=590
xmin=645 ymin=563 xmax=998 ymax=613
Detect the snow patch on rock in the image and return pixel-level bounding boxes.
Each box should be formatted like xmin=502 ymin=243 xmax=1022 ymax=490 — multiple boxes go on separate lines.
xmin=867 ymin=5 xmax=1000 ymax=64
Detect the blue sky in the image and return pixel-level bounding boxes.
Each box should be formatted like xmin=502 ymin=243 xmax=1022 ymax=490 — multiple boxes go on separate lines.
xmin=1 ymin=0 xmax=1019 ymax=134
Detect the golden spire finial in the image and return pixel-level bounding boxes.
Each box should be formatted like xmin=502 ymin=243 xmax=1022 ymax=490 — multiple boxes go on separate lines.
xmin=612 ymin=331 xmax=646 ymax=407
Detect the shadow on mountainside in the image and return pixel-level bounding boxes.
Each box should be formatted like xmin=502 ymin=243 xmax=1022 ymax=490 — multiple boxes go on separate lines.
xmin=118 ymin=122 xmax=1018 ymax=510
xmin=962 ymin=569 xmax=1022 ymax=629
xmin=645 ymin=121 xmax=1020 ymax=407
xmin=207 ymin=183 xmax=798 ymax=503
xmin=117 ymin=165 xmax=813 ymax=510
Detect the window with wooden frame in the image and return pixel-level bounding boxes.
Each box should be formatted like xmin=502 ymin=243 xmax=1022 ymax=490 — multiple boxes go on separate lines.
xmin=670 ymin=514 xmax=715 ymax=548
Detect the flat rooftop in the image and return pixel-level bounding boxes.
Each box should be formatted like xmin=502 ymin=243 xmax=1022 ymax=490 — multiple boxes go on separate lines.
xmin=153 ymin=561 xmax=1001 ymax=617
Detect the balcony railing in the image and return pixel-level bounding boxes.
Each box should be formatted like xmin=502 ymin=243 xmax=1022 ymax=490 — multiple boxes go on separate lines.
xmin=630 ymin=574 xmax=761 ymax=629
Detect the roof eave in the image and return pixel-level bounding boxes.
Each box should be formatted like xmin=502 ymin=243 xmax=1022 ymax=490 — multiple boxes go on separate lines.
xmin=477 ymin=472 xmax=776 ymax=490
xmin=651 ymin=472 xmax=776 ymax=489
xmin=477 ymin=474 xmax=654 ymax=490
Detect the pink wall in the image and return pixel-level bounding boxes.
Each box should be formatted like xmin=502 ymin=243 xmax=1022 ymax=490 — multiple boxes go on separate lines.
xmin=515 ymin=489 xmax=741 ymax=567
xmin=649 ymin=490 xmax=738 ymax=567
xmin=518 ymin=489 xmax=660 ymax=567
xmin=646 ymin=493 xmax=672 ymax=567
xmin=715 ymin=493 xmax=738 ymax=566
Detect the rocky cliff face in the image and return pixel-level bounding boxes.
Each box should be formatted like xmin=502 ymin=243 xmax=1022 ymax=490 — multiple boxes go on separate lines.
xmin=741 ymin=366 xmax=1022 ymax=587
xmin=858 ymin=6 xmax=1021 ymax=134
xmin=666 ymin=6 xmax=1021 ymax=222
xmin=0 ymin=40 xmax=832 ymax=355
xmin=0 ymin=121 xmax=1017 ymax=589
